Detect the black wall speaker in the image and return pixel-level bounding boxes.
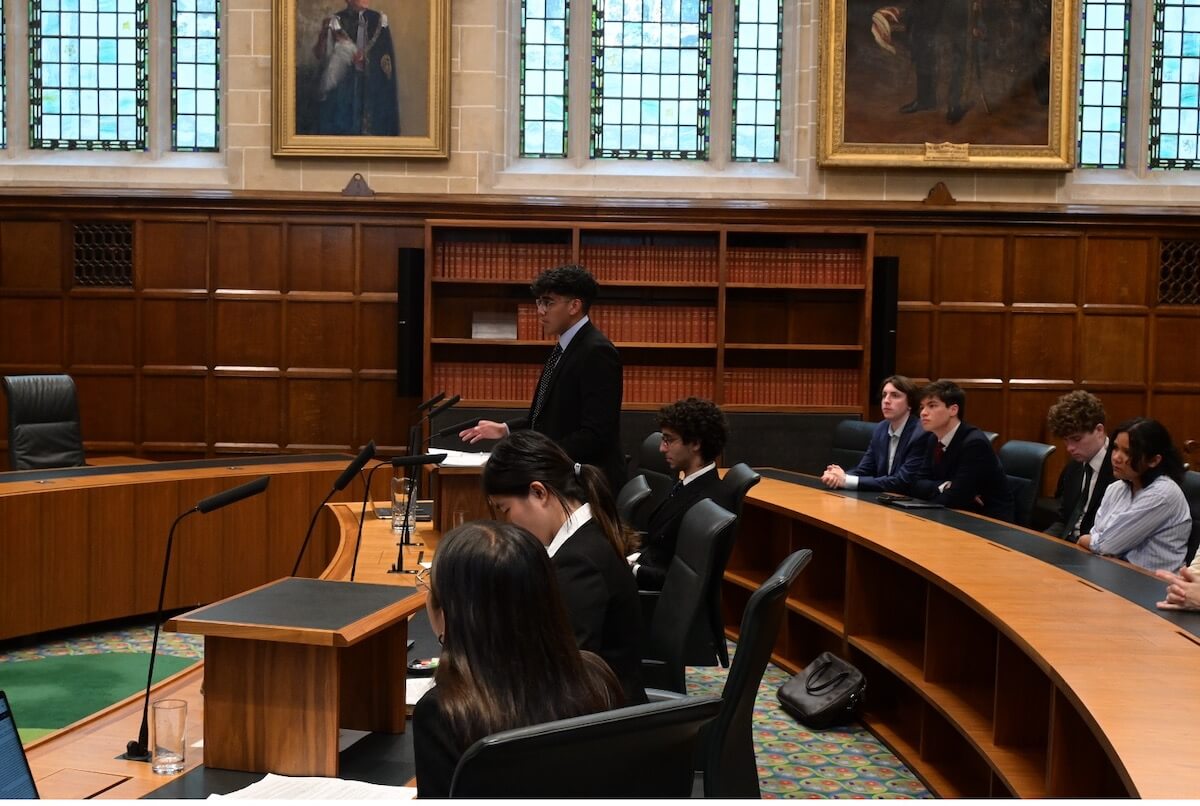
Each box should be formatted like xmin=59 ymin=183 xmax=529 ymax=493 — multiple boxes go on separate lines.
xmin=870 ymin=256 xmax=899 ymax=399
xmin=397 ymin=247 xmax=425 ymax=397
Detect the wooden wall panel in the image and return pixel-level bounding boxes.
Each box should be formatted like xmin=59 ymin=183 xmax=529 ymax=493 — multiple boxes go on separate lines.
xmin=1010 ymin=313 xmax=1074 ymax=381
xmin=75 ymin=374 xmax=136 ymax=445
xmin=215 ymin=222 xmax=283 ymax=291
xmin=876 ymin=234 xmax=934 ymax=302
xmin=286 ymin=301 xmax=355 ymax=369
xmin=287 ymin=225 xmax=354 ymax=292
xmin=1152 ymin=394 xmax=1200 ymax=446
xmin=133 ymin=482 xmax=182 ymax=614
xmin=0 ymin=298 xmax=63 ymax=367
xmin=936 ymin=312 xmax=1006 ymax=379
xmin=938 ymin=236 xmax=1005 ymax=303
xmin=69 ymin=297 xmax=136 ymax=366
xmin=1081 ymin=316 xmax=1146 ymax=384
xmin=1097 ymin=392 xmax=1149 ymax=433
xmin=286 ymin=379 xmax=354 ymax=448
xmin=358 ymin=379 xmax=406 ymax=450
xmin=896 ymin=310 xmax=933 ymax=380
xmin=141 ymin=221 xmax=208 ymax=290
xmin=41 ymin=490 xmax=91 ymax=633
xmin=217 ymin=489 xmax=271 ymax=600
xmin=214 ymin=377 xmax=281 ymax=448
xmin=1085 ymin=237 xmax=1151 ymax=305
xmin=361 ymin=225 xmax=421 ymax=293
xmin=0 ymin=221 xmax=64 ymax=290
xmin=359 ymin=302 xmax=398 ymax=370
xmin=87 ymin=485 xmax=136 ymax=622
xmin=142 ymin=299 xmax=209 ymax=367
xmin=1013 ymin=237 xmax=1078 ymax=304
xmin=960 ymin=386 xmax=1005 ymax=436
xmin=1151 ymin=315 xmax=1197 ymax=384
xmin=174 ymin=477 xmax=226 ymax=606
xmin=215 ymin=300 xmax=282 ymax=368
xmin=142 ymin=375 xmax=207 ymax=446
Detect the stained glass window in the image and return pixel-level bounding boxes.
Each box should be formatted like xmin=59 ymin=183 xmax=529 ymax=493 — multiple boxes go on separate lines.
xmin=732 ymin=0 xmax=781 ymax=162
xmin=29 ymin=0 xmax=149 ymax=150
xmin=1078 ymin=0 xmax=1129 ymax=168
xmin=173 ymin=0 xmax=220 ymax=151
xmin=590 ymin=0 xmax=712 ymax=159
xmin=521 ymin=0 xmax=569 ymax=157
xmin=1149 ymin=0 xmax=1200 ymax=168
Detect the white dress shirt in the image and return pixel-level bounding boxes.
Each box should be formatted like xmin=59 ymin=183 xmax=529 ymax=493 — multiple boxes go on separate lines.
xmin=845 ymin=414 xmax=909 ymax=491
xmin=1087 ymin=475 xmax=1191 ymax=573
xmin=547 ymin=502 xmax=592 ymax=558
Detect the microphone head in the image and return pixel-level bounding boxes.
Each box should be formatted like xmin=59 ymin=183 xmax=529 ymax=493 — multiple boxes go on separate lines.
xmin=427 ymin=394 xmax=462 ymax=419
xmin=196 ymin=475 xmax=270 ymax=514
xmin=416 ymin=391 xmax=447 ymax=413
xmin=391 ymin=453 xmax=448 ymax=468
xmin=333 ymin=440 xmax=376 ymax=491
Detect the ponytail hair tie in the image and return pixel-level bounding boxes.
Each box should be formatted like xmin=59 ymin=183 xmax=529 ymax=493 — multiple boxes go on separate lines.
xmin=573 ymin=462 xmax=582 ymax=479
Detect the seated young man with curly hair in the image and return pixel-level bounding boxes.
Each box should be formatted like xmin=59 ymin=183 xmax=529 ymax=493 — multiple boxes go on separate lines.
xmin=628 ymin=397 xmax=728 ymax=591
xmin=1044 ymin=390 xmax=1115 ymax=542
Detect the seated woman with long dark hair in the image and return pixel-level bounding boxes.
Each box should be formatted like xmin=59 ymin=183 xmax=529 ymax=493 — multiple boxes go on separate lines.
xmin=483 ymin=430 xmax=648 ymax=706
xmin=413 ymin=520 xmax=622 ymax=798
xmin=1078 ymin=417 xmax=1191 ymax=573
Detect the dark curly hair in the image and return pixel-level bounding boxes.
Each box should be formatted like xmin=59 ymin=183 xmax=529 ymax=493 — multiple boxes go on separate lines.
xmin=1046 ymin=390 xmax=1106 ymax=438
xmin=656 ymin=397 xmax=729 ymax=464
xmin=530 ymin=264 xmax=599 ymax=313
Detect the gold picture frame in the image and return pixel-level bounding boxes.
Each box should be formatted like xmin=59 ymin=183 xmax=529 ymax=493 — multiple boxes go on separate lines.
xmin=818 ymin=0 xmax=1078 ymax=170
xmin=273 ymin=0 xmax=449 ymax=158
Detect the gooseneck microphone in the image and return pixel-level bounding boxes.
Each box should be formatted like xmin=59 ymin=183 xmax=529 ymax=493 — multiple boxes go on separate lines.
xmin=349 ymin=454 xmax=447 ymax=581
xmin=425 ymin=394 xmax=461 ymax=422
xmin=388 ymin=454 xmax=447 ymax=575
xmin=415 ymin=391 xmax=446 ymax=414
xmin=436 ymin=417 xmax=482 ymax=439
xmin=124 ymin=475 xmax=270 ymax=762
xmin=292 ymin=441 xmax=375 ymax=576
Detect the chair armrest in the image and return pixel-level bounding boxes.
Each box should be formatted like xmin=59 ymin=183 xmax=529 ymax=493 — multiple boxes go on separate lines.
xmin=639 ymin=589 xmax=660 ymax=626
xmin=644 ymin=687 xmax=687 ymax=702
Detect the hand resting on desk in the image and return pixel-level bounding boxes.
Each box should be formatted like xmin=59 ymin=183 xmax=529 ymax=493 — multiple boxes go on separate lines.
xmin=1155 ymin=566 xmax=1200 ymax=611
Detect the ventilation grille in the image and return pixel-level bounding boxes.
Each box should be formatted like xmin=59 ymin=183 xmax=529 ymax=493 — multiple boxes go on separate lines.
xmin=73 ymin=222 xmax=134 ymax=287
xmin=1159 ymin=239 xmax=1200 ymax=305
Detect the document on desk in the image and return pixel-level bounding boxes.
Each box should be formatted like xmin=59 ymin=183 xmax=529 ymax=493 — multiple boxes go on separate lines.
xmin=210 ymin=773 xmax=416 ymax=799
xmin=435 ymin=448 xmax=490 ymax=467
xmin=406 ymin=677 xmax=435 ymax=705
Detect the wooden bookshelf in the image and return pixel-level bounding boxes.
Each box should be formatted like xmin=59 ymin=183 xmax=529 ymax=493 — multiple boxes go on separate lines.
xmin=721 ymin=476 xmax=1197 ymax=799
xmin=423 ymin=220 xmax=873 ymax=414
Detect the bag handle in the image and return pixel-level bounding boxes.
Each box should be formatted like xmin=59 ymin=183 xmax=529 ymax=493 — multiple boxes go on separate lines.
xmin=805 ymin=658 xmax=849 ymax=694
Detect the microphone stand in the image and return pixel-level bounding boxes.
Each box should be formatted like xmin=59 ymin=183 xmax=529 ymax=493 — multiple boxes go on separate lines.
xmin=350 ymin=460 xmax=393 ymax=582
xmin=388 ymin=476 xmax=422 ymax=575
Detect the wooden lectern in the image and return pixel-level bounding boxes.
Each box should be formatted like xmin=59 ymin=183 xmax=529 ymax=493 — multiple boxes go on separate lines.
xmin=167 ymin=577 xmax=422 ymax=777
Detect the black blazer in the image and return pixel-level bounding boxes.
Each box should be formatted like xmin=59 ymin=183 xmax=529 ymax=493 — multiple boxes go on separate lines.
xmin=913 ymin=423 xmax=1015 ymax=523
xmin=413 ymin=686 xmax=459 ymax=798
xmin=1047 ymin=443 xmax=1115 ymax=540
xmin=634 ymin=467 xmax=723 ymax=591
xmin=509 ymin=321 xmax=626 ymax=495
xmin=552 ymin=519 xmax=647 ymax=705
xmin=848 ymin=415 xmax=934 ymax=493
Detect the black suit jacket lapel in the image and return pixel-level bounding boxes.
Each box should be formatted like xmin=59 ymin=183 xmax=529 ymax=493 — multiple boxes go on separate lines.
xmin=534 ymin=321 xmax=593 ymax=422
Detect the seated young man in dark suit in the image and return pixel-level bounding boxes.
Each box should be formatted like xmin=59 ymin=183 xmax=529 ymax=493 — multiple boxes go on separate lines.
xmin=821 ymin=374 xmax=933 ymax=494
xmin=912 ymin=380 xmax=1015 ymax=522
xmin=627 ymin=397 xmax=728 ymax=591
xmin=1044 ymin=390 xmax=1115 ymax=542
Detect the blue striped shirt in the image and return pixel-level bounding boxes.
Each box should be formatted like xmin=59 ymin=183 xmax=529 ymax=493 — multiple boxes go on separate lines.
xmin=1087 ymin=475 xmax=1192 ymax=573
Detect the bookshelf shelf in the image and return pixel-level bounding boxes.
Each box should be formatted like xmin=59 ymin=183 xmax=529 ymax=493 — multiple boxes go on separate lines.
xmin=424 ymin=220 xmax=873 ymax=415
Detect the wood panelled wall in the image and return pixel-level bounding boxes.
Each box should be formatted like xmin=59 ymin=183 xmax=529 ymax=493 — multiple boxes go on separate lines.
xmin=0 ymin=192 xmax=1196 ymax=492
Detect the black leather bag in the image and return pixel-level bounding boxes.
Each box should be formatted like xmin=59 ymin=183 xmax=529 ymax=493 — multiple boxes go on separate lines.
xmin=777 ymin=651 xmax=866 ymax=729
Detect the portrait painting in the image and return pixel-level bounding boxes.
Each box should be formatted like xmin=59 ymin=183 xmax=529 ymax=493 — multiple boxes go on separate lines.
xmin=818 ymin=0 xmax=1078 ymax=169
xmin=273 ymin=0 xmax=448 ymax=157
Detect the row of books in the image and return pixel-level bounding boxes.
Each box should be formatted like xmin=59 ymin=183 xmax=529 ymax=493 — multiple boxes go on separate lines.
xmin=517 ymin=304 xmax=718 ymax=343
xmin=578 ymin=246 xmax=719 ymax=284
xmin=727 ymin=248 xmax=865 ymax=285
xmin=722 ymin=368 xmax=860 ymax=406
xmin=434 ymin=242 xmax=572 ymax=281
xmin=432 ymin=362 xmax=857 ymax=407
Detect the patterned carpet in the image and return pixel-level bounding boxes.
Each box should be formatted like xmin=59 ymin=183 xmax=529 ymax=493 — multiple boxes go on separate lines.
xmin=2 ymin=625 xmax=928 ymax=798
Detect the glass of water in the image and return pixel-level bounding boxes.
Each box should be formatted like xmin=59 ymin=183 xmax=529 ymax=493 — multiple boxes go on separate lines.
xmin=151 ymin=698 xmax=187 ymax=775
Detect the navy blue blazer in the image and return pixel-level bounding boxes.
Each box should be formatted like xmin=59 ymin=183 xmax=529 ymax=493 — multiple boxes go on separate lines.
xmin=912 ymin=422 xmax=1015 ymax=523
xmin=848 ymin=416 xmax=932 ymax=493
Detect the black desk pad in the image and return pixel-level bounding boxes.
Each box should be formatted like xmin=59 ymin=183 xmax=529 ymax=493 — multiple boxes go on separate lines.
xmin=183 ymin=578 xmax=415 ymax=632
xmin=0 ymin=453 xmax=348 ymax=485
xmin=757 ymin=468 xmax=1200 ymax=638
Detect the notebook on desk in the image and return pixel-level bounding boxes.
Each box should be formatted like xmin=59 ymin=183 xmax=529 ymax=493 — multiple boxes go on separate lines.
xmin=370 ymin=500 xmax=433 ymax=522
xmin=0 ymin=691 xmax=39 ymax=799
xmin=877 ymin=494 xmax=944 ymax=510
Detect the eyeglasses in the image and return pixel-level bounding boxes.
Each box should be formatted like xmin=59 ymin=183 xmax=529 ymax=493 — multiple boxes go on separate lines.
xmin=660 ymin=433 xmax=681 ymax=446
xmin=415 ymin=565 xmax=431 ymax=593
xmin=534 ymin=296 xmax=570 ymax=312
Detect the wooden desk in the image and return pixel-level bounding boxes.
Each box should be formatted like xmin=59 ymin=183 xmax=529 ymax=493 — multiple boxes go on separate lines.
xmin=0 ymin=455 xmax=357 ymax=641
xmin=727 ymin=476 xmax=1200 ymax=798
xmin=429 ymin=465 xmax=489 ymax=530
xmin=168 ymin=577 xmax=418 ymax=777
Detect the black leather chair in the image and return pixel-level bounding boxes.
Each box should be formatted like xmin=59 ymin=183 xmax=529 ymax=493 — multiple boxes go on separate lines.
xmin=983 ymin=430 xmax=1000 ymax=447
xmin=2 ymin=374 xmax=86 ymax=471
xmin=696 ymin=463 xmax=762 ymax=668
xmin=829 ymin=419 xmax=874 ymax=470
xmin=448 ymin=696 xmax=722 ymax=797
xmin=616 ymin=473 xmax=653 ymax=532
xmin=998 ymin=440 xmax=1056 ymax=528
xmin=1181 ymin=469 xmax=1200 ymax=566
xmin=702 ymin=549 xmax=813 ymax=798
xmin=641 ymin=498 xmax=738 ymax=693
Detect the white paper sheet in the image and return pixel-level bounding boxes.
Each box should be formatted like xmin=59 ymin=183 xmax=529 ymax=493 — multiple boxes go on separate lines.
xmin=434 ymin=448 xmax=490 ymax=467
xmin=209 ymin=773 xmax=416 ymax=800
xmin=406 ymin=677 xmax=435 ymax=706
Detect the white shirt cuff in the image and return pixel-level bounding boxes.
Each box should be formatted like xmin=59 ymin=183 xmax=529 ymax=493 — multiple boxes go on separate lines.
xmin=845 ymin=474 xmax=859 ymax=490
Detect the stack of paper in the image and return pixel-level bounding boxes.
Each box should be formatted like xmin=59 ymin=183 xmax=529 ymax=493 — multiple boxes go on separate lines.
xmin=211 ymin=773 xmax=416 ymax=800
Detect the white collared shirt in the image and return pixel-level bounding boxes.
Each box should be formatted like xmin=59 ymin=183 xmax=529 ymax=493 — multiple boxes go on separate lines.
xmin=845 ymin=414 xmax=909 ymax=490
xmin=546 ymin=502 xmax=592 ymax=558
xmin=558 ymin=315 xmax=589 ymax=352
xmin=682 ymin=462 xmax=716 ymax=485
xmin=935 ymin=421 xmax=961 ymax=492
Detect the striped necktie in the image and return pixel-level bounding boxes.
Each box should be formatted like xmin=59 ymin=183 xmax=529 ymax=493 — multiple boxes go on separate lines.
xmin=530 ymin=344 xmax=563 ymax=429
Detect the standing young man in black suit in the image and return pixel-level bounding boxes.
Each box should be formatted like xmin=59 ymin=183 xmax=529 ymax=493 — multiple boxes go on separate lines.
xmin=1044 ymin=390 xmax=1114 ymax=542
xmin=628 ymin=397 xmax=728 ymax=591
xmin=912 ymin=380 xmax=1015 ymax=522
xmin=461 ymin=265 xmax=626 ymax=495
